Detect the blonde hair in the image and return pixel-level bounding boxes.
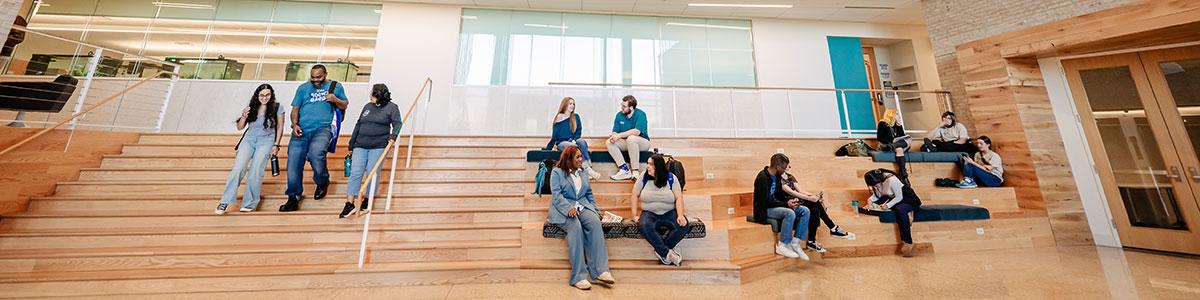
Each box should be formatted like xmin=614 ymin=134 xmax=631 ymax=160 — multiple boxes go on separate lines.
xmin=881 ymin=108 xmax=899 ymax=126
xmin=555 ymin=97 xmax=578 ymax=133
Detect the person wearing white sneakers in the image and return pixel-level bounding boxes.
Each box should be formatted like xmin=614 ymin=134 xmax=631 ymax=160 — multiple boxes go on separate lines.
xmin=632 ymin=154 xmax=690 ymax=266
xmin=606 ymin=95 xmax=650 ymax=181
xmin=545 ymin=97 xmax=602 ymax=179
xmin=216 ymin=84 xmax=283 ymax=215
xmin=751 ymin=153 xmax=811 ymax=260
xmin=546 ymin=146 xmax=614 ymax=290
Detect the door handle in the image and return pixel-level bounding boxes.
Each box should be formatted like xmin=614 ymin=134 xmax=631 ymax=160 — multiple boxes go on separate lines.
xmin=1169 ymin=166 xmax=1183 ymax=181
xmin=1189 ymin=166 xmax=1200 ymax=183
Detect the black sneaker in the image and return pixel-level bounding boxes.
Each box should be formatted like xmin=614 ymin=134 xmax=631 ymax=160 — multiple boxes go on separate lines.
xmin=830 ymin=225 xmax=849 ymax=237
xmin=279 ymin=195 xmax=301 ymax=212
xmin=314 ymin=183 xmax=329 ymax=200
xmin=215 ymin=203 xmax=228 ymax=215
xmin=339 ymin=202 xmax=356 ymax=218
xmin=806 ymin=241 xmax=827 ymax=253
xmin=360 ymin=198 xmax=371 ymax=212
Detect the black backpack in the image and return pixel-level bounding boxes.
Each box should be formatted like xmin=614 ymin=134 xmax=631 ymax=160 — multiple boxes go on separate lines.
xmin=666 ymin=156 xmax=686 ymax=190
xmin=534 ymin=159 xmax=555 ymax=196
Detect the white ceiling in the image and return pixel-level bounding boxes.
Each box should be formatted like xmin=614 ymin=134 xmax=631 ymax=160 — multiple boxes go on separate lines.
xmin=388 ymin=0 xmax=926 ymax=25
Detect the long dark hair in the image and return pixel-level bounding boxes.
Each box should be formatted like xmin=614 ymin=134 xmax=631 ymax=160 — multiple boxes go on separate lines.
xmin=646 ymin=154 xmax=669 ymax=188
xmin=941 ymin=111 xmax=957 ymax=128
xmin=371 ymin=83 xmax=392 ymax=106
xmin=245 ymin=83 xmax=278 ymax=130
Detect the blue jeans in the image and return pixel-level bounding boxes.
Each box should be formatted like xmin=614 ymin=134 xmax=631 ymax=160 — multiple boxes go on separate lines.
xmin=286 ymin=126 xmax=332 ymax=196
xmin=766 ymin=206 xmax=811 ymax=244
xmin=639 ymin=209 xmax=691 ymax=258
xmin=891 ymin=203 xmax=916 ymax=244
xmin=348 ymin=147 xmax=385 ymax=198
xmin=556 ymin=139 xmax=592 ymax=167
xmin=219 ymin=133 xmax=275 ymax=209
xmin=557 ymin=209 xmax=609 ymax=284
xmin=962 ymin=162 xmax=1003 ymax=187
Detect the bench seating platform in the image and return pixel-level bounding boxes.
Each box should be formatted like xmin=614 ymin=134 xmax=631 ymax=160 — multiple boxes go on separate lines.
xmin=870 ymin=151 xmax=967 ymax=163
xmin=543 ymin=219 xmax=707 ymax=239
xmin=745 ymin=204 xmax=989 ymax=231
xmin=527 ymin=150 xmax=653 ymax=164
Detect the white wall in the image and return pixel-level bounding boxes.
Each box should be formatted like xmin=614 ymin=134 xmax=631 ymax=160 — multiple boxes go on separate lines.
xmin=368 ymin=3 xmax=461 ymax=134
xmin=1039 ymin=57 xmax=1121 ymax=248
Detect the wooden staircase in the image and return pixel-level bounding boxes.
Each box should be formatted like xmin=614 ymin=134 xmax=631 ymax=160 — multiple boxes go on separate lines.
xmin=0 ymin=134 xmax=1054 ymax=298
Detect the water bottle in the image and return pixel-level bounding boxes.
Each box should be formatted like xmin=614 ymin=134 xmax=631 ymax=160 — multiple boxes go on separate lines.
xmin=852 ymin=200 xmax=860 ymax=216
xmin=270 ymin=155 xmax=280 ymax=177
xmin=344 ymin=154 xmax=352 ymax=177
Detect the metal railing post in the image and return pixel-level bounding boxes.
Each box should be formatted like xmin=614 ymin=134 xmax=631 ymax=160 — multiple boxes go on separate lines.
xmin=154 ymin=72 xmax=180 ymax=132
xmin=838 ymin=90 xmax=851 ymax=137
xmin=64 ymin=48 xmax=103 ymax=152
xmin=356 ymin=173 xmax=378 ymax=269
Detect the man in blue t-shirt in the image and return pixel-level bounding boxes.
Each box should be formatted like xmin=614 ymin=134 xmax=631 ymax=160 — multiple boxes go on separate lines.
xmin=606 ymin=95 xmax=650 ymax=180
xmin=280 ymin=65 xmax=348 ymax=212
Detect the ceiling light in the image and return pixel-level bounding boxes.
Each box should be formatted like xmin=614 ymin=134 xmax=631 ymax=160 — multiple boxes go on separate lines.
xmin=665 ymin=22 xmax=749 ymax=31
xmin=523 ymin=23 xmax=567 ymax=29
xmin=688 ymin=3 xmax=793 ymax=8
xmin=844 ymin=6 xmax=895 ymax=10
xmin=153 ymin=1 xmax=215 ymax=10
xmin=462 ymin=15 xmax=478 ymax=20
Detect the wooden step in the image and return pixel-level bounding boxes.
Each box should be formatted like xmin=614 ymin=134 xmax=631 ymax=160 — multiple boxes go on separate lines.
xmin=0 ymin=223 xmax=523 ymax=250
xmin=137 ymin=134 xmax=554 ymax=146
xmin=120 ymin=143 xmax=534 ymax=157
xmin=52 ymin=179 xmax=633 ymax=196
xmin=27 ymin=194 xmax=528 ymax=213
xmin=520 ymin=222 xmax=731 ymax=262
xmin=98 ymin=155 xmax=527 ymax=169
xmin=0 ymin=239 xmax=521 ymax=274
xmin=0 ymin=209 xmax=535 ymax=230
xmin=77 ymin=167 xmax=527 ymax=181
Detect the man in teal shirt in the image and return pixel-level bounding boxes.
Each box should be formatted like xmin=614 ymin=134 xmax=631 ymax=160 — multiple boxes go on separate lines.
xmin=606 ymin=95 xmax=650 ymax=180
xmin=281 ymin=65 xmax=348 ymax=212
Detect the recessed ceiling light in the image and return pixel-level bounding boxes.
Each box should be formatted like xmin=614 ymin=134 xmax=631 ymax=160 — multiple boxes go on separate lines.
xmin=844 ymin=6 xmax=895 ymax=10
xmin=688 ymin=3 xmax=793 ymax=8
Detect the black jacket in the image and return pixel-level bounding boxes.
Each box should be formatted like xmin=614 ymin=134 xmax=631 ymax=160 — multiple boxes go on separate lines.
xmin=876 ymin=121 xmax=906 ymax=143
xmin=752 ymin=167 xmax=790 ymax=224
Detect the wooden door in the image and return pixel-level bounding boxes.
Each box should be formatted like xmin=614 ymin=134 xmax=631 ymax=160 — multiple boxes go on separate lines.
xmin=1063 ymin=52 xmax=1200 ymax=255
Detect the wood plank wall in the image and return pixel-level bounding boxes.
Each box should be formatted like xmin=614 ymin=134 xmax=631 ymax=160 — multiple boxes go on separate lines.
xmin=0 ymin=128 xmax=139 ymax=214
xmin=951 ymin=0 xmax=1200 ymax=246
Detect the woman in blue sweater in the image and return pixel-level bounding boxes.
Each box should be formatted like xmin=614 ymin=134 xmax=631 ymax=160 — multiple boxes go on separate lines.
xmin=547 ymin=97 xmax=601 ymax=179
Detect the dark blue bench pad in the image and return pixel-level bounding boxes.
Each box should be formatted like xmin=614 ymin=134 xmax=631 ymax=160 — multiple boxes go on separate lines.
xmin=542 ymin=220 xmax=706 ymax=239
xmin=745 ymin=204 xmax=989 ymax=229
xmin=871 ymin=151 xmax=967 ymax=163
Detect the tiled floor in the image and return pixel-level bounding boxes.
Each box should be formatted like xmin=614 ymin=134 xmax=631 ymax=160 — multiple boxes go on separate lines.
xmin=75 ymin=246 xmax=1200 ymax=299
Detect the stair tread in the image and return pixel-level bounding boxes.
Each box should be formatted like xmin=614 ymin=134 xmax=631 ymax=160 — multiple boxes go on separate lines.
xmin=125 ymin=143 xmax=536 ymax=149
xmin=521 ymin=259 xmax=742 ymax=271
xmin=32 ymin=193 xmax=527 ymax=201
xmin=7 ymin=205 xmax=629 ymax=218
xmin=0 ymin=259 xmax=522 ymax=283
xmin=104 ymin=154 xmax=524 ymax=159
xmin=0 ymin=239 xmax=523 ymax=259
xmin=0 ymin=222 xmax=524 ymax=237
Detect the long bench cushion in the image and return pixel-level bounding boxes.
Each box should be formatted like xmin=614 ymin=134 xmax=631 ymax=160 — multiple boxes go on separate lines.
xmin=0 ymin=75 xmax=78 ymax=112
xmin=744 ymin=215 xmax=781 ymax=233
xmin=527 ymin=150 xmax=653 ymax=163
xmin=875 ymin=204 xmax=990 ymax=223
xmin=543 ymin=219 xmax=706 ymax=239
xmin=870 ymin=151 xmax=967 ymax=163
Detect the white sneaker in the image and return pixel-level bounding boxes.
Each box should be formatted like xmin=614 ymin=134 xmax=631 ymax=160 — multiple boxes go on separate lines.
xmin=789 ymin=240 xmax=805 ymax=255
xmin=655 ymin=250 xmax=671 ymax=265
xmin=215 ymin=203 xmax=228 ymax=215
xmin=586 ymin=167 xmax=602 ymax=180
xmin=796 ymin=248 xmax=811 ymax=261
xmin=239 ymin=207 xmax=253 ymax=213
xmin=596 ymin=272 xmax=615 ymax=284
xmin=573 ymin=279 xmax=592 ymax=290
xmin=610 ymin=168 xmax=633 ymax=181
xmin=667 ymin=249 xmax=683 ymax=266
xmin=776 ymin=242 xmax=800 ymax=258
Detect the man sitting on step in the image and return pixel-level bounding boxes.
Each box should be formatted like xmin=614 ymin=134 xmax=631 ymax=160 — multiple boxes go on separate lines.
xmin=751 ymin=153 xmax=811 ymax=261
xmin=280 ymin=65 xmax=348 ymax=212
xmin=605 ymin=95 xmax=650 ymax=181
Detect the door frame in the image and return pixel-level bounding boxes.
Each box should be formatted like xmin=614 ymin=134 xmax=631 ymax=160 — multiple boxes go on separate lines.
xmin=1062 ymin=50 xmax=1200 ymax=255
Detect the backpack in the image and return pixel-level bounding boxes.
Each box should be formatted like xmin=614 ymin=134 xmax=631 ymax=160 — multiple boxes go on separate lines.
xmin=666 ymin=156 xmax=686 ymax=190
xmin=640 ymin=173 xmax=676 ymax=191
xmin=835 ymin=139 xmax=873 ymax=157
xmin=325 ymin=81 xmax=345 ymax=153
xmin=534 ymin=159 xmax=555 ymax=196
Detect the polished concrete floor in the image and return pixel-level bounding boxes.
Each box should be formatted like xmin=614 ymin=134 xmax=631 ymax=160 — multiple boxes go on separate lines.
xmin=73 ymin=246 xmax=1200 ymax=299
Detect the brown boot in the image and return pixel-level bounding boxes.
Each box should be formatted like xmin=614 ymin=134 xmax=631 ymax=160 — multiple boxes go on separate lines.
xmin=901 ymin=243 xmax=915 ymax=257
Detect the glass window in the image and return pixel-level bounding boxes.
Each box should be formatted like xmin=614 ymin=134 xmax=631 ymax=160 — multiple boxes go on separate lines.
xmin=14 ymin=0 xmax=380 ymax=81
xmin=455 ymin=8 xmax=757 ymax=87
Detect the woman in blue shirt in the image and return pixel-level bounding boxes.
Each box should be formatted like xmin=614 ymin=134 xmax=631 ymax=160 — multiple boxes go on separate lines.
xmin=546 ymin=97 xmax=601 ymax=179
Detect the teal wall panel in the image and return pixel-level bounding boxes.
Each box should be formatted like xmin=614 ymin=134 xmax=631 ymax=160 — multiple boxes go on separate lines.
xmin=826 ymin=36 xmax=875 ymax=133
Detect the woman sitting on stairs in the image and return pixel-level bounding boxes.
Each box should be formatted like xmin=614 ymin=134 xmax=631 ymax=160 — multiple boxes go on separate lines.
xmin=876 ymin=108 xmax=911 ymax=183
xmin=547 ymin=146 xmax=615 ymax=290
xmin=862 ymin=169 xmax=922 ymax=257
xmin=631 ymin=154 xmax=690 ymax=266
xmin=779 ymin=166 xmax=855 ymax=254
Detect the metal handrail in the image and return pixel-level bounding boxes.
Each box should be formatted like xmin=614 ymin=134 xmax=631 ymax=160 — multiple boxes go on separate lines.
xmin=355 ymin=77 xmax=434 ymax=269
xmin=0 ymin=71 xmax=174 ymax=156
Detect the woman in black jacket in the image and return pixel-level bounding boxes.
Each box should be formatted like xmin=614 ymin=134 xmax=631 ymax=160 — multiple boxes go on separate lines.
xmin=876 ymin=109 xmax=910 ymax=183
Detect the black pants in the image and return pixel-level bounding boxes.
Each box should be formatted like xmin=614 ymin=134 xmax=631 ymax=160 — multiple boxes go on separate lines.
xmin=924 ymin=140 xmax=976 ymax=156
xmin=802 ymin=200 xmax=836 ymax=242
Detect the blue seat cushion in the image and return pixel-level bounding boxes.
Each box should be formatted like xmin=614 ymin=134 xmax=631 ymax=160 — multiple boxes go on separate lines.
xmin=870 ymin=151 xmax=967 ymax=163
xmin=527 ymin=150 xmax=652 ymax=163
xmin=745 ymin=215 xmax=781 ymax=233
xmin=877 ymin=204 xmax=990 ymax=223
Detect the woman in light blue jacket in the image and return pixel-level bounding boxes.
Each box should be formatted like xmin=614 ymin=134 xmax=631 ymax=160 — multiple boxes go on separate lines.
xmin=547 ymin=145 xmax=614 ymax=290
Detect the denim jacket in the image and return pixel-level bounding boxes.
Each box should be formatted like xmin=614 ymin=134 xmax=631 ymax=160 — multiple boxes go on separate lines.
xmin=546 ymin=167 xmax=598 ymax=224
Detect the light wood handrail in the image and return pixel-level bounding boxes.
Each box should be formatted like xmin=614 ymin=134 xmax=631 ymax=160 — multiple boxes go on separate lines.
xmin=0 ymin=71 xmax=174 ymax=157
xmin=547 ymin=82 xmax=951 ymax=94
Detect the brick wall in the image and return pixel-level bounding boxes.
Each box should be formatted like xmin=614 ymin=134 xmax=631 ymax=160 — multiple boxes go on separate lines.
xmin=921 ymin=0 xmax=1134 ymax=128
